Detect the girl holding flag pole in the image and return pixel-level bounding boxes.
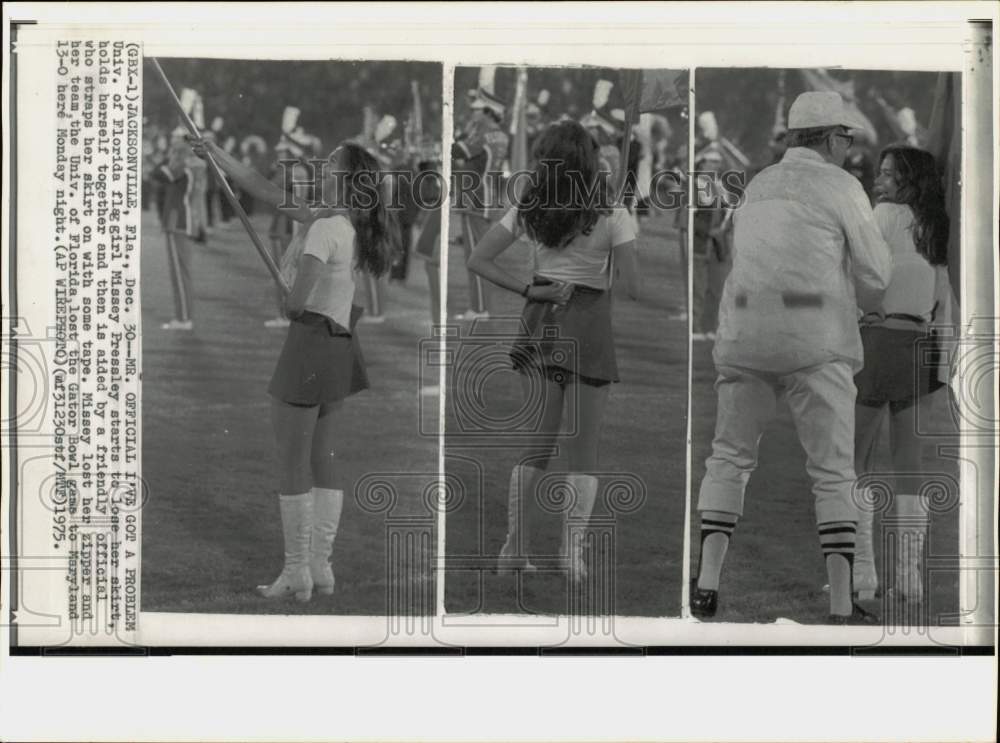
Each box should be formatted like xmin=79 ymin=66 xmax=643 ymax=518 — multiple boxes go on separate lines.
xmin=189 ymin=135 xmax=392 ymax=601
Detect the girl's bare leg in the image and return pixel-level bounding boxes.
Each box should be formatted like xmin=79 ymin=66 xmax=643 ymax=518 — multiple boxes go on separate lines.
xmin=560 ymin=380 xmax=611 ymax=584
xmin=259 ymin=399 xmax=320 ymax=600
xmin=888 ymin=401 xmax=929 ymax=608
xmin=271 ymin=399 xmax=320 ymax=494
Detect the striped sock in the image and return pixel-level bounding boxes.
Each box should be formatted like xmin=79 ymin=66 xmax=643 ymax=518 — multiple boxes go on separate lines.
xmin=696 ymin=510 xmax=739 ymax=591
xmin=819 ymin=521 xmax=857 ymax=616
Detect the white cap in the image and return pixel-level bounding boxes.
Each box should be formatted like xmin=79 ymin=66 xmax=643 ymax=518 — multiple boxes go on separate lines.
xmin=469 ymin=88 xmax=505 ymax=117
xmin=281 ymin=106 xmax=301 ymax=135
xmin=788 ymin=91 xmax=864 ymax=130
xmin=697 ymin=111 xmax=719 ymax=141
xmin=191 ymin=95 xmax=205 ymax=130
xmin=897 ymin=107 xmax=918 ymax=136
xmin=593 ymin=79 xmax=613 ymax=109
xmin=179 ymin=88 xmax=198 ymax=117
xmin=477 ymin=66 xmax=498 ymax=95
xmin=374 ymin=115 xmax=398 ymax=144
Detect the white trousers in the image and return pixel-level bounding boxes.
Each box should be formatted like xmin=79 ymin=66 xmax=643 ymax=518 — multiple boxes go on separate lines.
xmin=697 ymin=361 xmax=860 ymax=525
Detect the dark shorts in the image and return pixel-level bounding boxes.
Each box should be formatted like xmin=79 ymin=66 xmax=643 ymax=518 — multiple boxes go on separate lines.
xmin=510 ymin=278 xmax=618 ymax=387
xmin=268 ymin=307 xmax=369 ymax=406
xmin=855 ymin=324 xmax=945 ymax=412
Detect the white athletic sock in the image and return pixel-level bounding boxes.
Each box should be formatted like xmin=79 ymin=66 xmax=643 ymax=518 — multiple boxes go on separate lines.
xmin=819 ymin=520 xmax=857 ymax=616
xmin=697 ymin=510 xmax=739 ymax=592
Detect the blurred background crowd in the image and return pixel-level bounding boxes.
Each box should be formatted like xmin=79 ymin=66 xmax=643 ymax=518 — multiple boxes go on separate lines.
xmin=141 ymin=58 xmax=441 ymax=242
xmin=453 ymin=66 xmax=689 ymax=210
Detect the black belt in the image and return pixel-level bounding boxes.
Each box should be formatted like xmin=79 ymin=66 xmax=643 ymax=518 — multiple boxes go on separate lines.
xmin=885 ymin=313 xmax=927 ymax=325
xmin=733 ymin=292 xmax=823 ymax=308
xmin=294 ymin=310 xmax=351 ymax=337
xmin=532 ymin=276 xmax=604 ymax=296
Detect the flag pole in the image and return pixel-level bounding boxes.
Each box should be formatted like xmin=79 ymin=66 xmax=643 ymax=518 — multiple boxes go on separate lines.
xmin=150 ymin=58 xmax=291 ymax=296
xmin=616 ymin=70 xmax=641 ymax=200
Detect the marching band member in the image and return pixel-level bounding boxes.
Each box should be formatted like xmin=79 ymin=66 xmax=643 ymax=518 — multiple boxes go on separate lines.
xmin=238 ymin=134 xmax=270 ymax=214
xmin=580 ymin=79 xmax=625 ymax=185
xmin=206 ymin=116 xmax=236 ymax=227
xmin=265 ymin=107 xmax=319 ymax=329
xmin=187 ymin=92 xmax=211 ymax=243
xmin=355 ymin=114 xmax=405 ymax=322
xmin=151 ymin=89 xmax=207 ymax=331
xmin=689 ymin=148 xmax=732 ymax=342
xmin=452 ymin=69 xmax=510 ymax=320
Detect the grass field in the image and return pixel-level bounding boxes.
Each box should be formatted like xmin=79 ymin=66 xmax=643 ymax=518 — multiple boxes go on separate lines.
xmin=140 ymin=204 xmax=955 ymax=625
xmin=443 ymin=211 xmax=689 ymax=617
xmin=689 ymin=339 xmax=962 ymax=625
xmin=140 ymin=210 xmax=438 ymax=615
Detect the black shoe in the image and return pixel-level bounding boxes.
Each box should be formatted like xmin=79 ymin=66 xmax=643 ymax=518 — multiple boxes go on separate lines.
xmin=690 ymin=581 xmax=718 ymax=619
xmin=828 ymin=602 xmax=881 ymax=626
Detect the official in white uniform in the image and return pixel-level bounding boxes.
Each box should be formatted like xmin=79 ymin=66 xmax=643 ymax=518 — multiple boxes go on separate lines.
xmin=692 ymin=92 xmax=893 ymax=624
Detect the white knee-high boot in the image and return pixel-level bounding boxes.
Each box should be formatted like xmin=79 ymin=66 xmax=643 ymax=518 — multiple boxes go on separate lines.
xmin=257 ymin=492 xmax=314 ymax=601
xmin=562 ymin=473 xmax=599 ymax=585
xmin=891 ymin=494 xmax=928 ymax=605
xmin=310 ymin=487 xmax=344 ymax=596
xmin=498 ymin=464 xmax=542 ymax=574
xmin=854 ymin=493 xmax=878 ymax=600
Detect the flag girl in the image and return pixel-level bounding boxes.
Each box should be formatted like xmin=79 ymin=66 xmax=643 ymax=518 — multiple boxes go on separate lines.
xmin=191 ymin=136 xmax=392 ymax=601
xmin=852 ymin=145 xmax=954 ymax=605
xmin=467 ymin=120 xmax=641 ymax=584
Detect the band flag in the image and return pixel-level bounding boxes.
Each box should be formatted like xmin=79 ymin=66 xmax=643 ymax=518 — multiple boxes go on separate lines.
xmin=150 ymin=58 xmax=291 ymax=296
xmin=617 ymin=69 xmax=688 ymax=195
xmin=620 ymin=68 xmax=689 ymax=121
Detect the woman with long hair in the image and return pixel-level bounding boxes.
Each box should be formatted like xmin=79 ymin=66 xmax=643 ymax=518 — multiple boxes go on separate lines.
xmin=191 ymin=137 xmax=392 ymax=601
xmin=467 ymin=120 xmax=641 ymax=584
xmin=852 ymin=144 xmax=954 ymax=606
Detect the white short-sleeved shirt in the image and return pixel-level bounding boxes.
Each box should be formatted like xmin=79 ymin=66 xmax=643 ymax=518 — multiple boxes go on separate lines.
xmin=301 ymin=214 xmax=356 ymax=329
xmin=499 ymin=207 xmax=635 ymax=290
xmin=873 ymin=202 xmax=938 ymax=321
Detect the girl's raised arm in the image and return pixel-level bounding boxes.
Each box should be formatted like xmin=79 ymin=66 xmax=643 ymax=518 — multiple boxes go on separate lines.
xmin=192 ymin=138 xmax=315 ymax=223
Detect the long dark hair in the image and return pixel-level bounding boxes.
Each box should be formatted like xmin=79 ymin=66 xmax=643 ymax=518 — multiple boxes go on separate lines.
xmin=517 ymin=120 xmax=611 ymax=249
xmin=879 ymin=145 xmax=949 ymax=266
xmin=334 ymin=142 xmax=392 ymax=277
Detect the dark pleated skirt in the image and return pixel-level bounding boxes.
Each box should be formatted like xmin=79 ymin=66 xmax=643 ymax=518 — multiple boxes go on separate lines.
xmin=268 ymin=306 xmax=369 ymax=405
xmin=855 ymin=324 xmax=944 ymax=411
xmin=510 ymin=278 xmax=618 ymax=386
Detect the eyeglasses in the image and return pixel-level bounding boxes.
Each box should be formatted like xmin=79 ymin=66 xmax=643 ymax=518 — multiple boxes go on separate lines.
xmin=832 ymin=132 xmax=855 ymax=148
